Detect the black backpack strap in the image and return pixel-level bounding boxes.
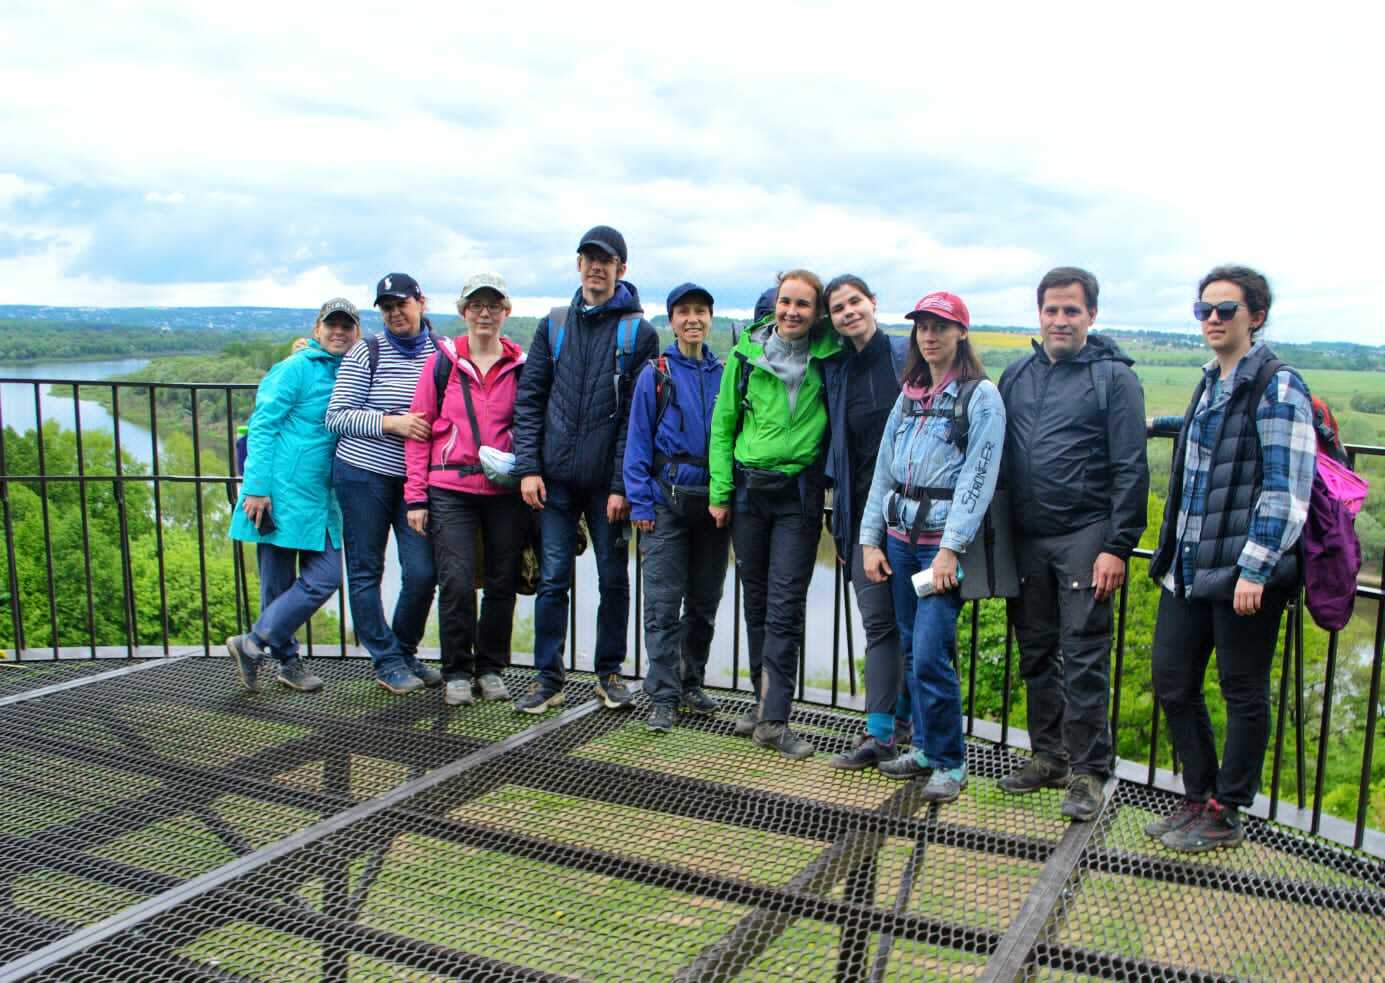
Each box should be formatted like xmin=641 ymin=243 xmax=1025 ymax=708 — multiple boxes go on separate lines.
xmin=432 ymin=342 xmax=454 ymax=419
xmin=365 ymin=334 xmax=381 ymax=385
xmin=1090 ymin=359 xmax=1113 ymax=412
xmin=732 ymin=350 xmax=753 ymax=439
xmin=950 ymin=379 xmax=982 ymax=452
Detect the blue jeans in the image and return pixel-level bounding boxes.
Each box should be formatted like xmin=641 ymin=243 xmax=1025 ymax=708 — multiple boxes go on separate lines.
xmin=333 ymin=459 xmax=437 ymax=676
xmin=252 ymin=539 xmax=341 ymax=663
xmin=532 ymin=480 xmax=630 ymax=692
xmin=887 ymin=537 xmax=966 ymax=770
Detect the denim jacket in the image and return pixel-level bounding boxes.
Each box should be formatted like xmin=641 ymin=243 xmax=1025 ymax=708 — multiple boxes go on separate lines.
xmin=858 ymin=378 xmax=1006 ymax=553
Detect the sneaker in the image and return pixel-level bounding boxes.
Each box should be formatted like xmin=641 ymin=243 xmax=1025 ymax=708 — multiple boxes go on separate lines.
xmin=595 ymin=674 xmax=634 ymax=710
xmin=732 ymin=704 xmax=760 ymax=737
xmin=998 ymin=755 xmax=1072 ymax=795
xmin=828 ymin=734 xmax=901 ymax=771
xmin=1060 ymin=774 xmax=1106 ymax=822
xmin=275 ymin=657 xmax=323 ymax=693
xmin=476 ymin=673 xmax=510 ymax=701
xmin=226 ymin=634 xmax=266 ymax=693
xmin=680 ymin=687 xmax=718 ymax=714
xmin=406 ymin=657 xmax=444 ymax=688
xmin=1144 ymin=798 xmax=1206 ymax=839
xmin=647 ymin=704 xmax=675 ymax=733
xmin=514 ymin=687 xmax=565 ymax=715
xmin=752 ymin=721 xmax=815 ymax=760
xmin=879 ymin=751 xmax=932 ymax=781
xmin=919 ymin=767 xmax=968 ymax=803
xmin=444 ymin=677 xmax=475 ymax=707
xmin=1161 ymin=798 xmax=1244 ymax=852
xmin=893 ymin=718 xmax=913 ymax=749
xmin=376 ymin=668 xmax=425 ymax=695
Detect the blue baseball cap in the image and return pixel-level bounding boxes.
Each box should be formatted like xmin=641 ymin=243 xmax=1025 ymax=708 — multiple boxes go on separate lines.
xmin=666 ymin=282 xmax=715 ymax=316
xmin=374 ymin=273 xmax=422 ymax=305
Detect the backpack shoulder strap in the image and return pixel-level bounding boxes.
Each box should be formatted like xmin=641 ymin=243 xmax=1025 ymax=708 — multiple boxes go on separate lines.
xmin=951 ymin=379 xmax=982 ymax=451
xmin=432 ymin=339 xmax=456 ymax=419
xmin=547 ymin=306 xmax=570 ymax=362
xmin=615 ymin=315 xmax=640 ymax=377
xmin=365 ymin=334 xmax=381 ymax=384
xmin=732 ymin=350 xmax=753 ymax=438
xmin=1090 ymin=359 xmax=1113 ymax=412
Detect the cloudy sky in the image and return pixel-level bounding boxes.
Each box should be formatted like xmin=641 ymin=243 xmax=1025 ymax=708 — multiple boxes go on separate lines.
xmin=1 ymin=1 xmax=1381 ymax=341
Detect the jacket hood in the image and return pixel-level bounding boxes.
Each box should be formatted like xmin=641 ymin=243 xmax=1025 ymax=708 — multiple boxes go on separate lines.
xmin=301 ymin=339 xmax=344 ymax=363
xmin=1030 ymin=331 xmax=1133 ymax=367
xmin=571 ymin=280 xmax=644 ymax=316
xmin=744 ymin=317 xmax=842 ymax=360
xmin=662 ymin=342 xmax=722 ymax=372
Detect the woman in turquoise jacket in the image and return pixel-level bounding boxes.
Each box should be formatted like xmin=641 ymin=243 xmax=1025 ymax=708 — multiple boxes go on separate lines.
xmin=226 ymin=299 xmax=361 ymax=694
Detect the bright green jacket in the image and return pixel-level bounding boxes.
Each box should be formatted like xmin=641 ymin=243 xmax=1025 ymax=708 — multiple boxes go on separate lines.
xmin=708 ymin=317 xmax=843 ymax=506
xmin=229 ymin=341 xmax=345 ymax=551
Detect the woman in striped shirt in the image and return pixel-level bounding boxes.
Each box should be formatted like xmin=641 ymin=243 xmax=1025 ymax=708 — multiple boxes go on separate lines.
xmin=326 ymin=273 xmax=441 ymax=694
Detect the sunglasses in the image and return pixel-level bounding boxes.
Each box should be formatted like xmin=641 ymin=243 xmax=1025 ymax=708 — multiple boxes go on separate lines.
xmin=1193 ymin=301 xmax=1246 ymax=322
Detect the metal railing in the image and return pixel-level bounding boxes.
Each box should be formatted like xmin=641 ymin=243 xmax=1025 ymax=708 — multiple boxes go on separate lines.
xmin=1 ymin=375 xmax=1382 ymax=851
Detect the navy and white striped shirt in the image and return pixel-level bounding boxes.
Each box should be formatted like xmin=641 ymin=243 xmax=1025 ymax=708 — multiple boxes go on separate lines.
xmin=326 ymin=333 xmax=436 ymax=477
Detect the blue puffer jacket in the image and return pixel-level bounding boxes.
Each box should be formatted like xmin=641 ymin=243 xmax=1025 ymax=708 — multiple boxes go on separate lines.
xmin=511 ymin=282 xmax=659 ymax=493
xmin=622 ymin=343 xmax=723 ymax=521
xmin=230 ymin=340 xmax=345 ymax=551
xmin=859 ymin=379 xmax=1006 ymax=554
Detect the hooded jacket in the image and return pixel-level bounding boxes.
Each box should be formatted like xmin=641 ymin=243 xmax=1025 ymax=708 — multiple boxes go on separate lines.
xmin=511 ymin=281 xmax=658 ymax=493
xmin=230 ymin=340 xmax=345 ymax=551
xmin=998 ymin=333 xmax=1149 ymax=555
xmin=404 ymin=334 xmax=526 ymax=506
xmin=622 ymin=342 xmax=724 ymax=522
xmin=708 ymin=317 xmax=844 ymax=506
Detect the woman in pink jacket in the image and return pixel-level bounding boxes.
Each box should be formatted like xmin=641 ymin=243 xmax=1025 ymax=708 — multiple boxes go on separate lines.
xmin=406 ymin=273 xmax=527 ymax=707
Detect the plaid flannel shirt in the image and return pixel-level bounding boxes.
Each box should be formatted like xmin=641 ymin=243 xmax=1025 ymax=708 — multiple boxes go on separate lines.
xmin=1161 ymin=343 xmax=1315 ymax=593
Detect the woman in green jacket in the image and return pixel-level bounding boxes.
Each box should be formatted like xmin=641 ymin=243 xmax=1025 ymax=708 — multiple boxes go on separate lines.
xmin=226 ymin=299 xmax=360 ymax=694
xmin=708 ymin=270 xmax=843 ymax=759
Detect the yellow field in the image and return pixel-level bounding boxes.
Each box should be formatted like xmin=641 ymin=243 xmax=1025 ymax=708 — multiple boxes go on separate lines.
xmin=968 ymin=330 xmax=1035 ymax=350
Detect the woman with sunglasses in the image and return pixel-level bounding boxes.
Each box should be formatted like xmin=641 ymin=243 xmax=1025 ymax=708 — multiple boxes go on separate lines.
xmin=1145 ymin=265 xmax=1315 ymax=852
xmin=405 ymin=274 xmax=528 ymax=707
xmin=859 ymin=292 xmax=1005 ymax=803
xmin=819 ymin=274 xmax=912 ymax=770
xmin=708 ymin=269 xmax=843 ymax=759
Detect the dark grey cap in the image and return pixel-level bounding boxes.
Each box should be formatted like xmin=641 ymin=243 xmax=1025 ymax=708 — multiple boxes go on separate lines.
xmin=317 ymin=297 xmax=360 ymax=325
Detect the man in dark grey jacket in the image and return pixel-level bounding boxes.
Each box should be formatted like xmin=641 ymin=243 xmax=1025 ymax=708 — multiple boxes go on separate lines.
xmin=512 ymin=225 xmax=659 ymax=713
xmin=997 ymin=267 xmax=1148 ymax=821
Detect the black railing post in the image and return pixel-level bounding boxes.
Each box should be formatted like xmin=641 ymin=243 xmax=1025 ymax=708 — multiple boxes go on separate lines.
xmin=1110 ymin=576 xmax=1129 ymax=745
xmin=966 ymin=600 xmax=979 ymax=736
xmin=32 ymin=383 xmax=60 ymax=656
xmin=110 ymin=384 xmax=139 ymax=656
xmin=0 ymin=391 xmax=25 ymax=653
xmin=1269 ymin=599 xmax=1296 ymax=820
xmin=148 ymin=386 xmax=171 ymax=654
xmin=1355 ymin=550 xmax=1385 ymax=848
xmin=1294 ymin=593 xmax=1307 ymax=810
xmin=831 ymin=557 xmax=841 ymax=708
xmin=71 ymin=385 xmax=98 ymax=657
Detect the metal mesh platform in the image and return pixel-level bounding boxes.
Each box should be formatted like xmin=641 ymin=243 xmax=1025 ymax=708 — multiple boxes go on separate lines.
xmin=0 ymin=658 xmax=1380 ymax=982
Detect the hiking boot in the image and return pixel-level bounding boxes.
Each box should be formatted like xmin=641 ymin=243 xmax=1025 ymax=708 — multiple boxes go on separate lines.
xmin=879 ymin=751 xmax=932 ymax=781
xmin=595 ymin=674 xmax=634 ymax=710
xmin=1144 ymin=798 xmax=1206 ymax=839
xmin=275 ymin=656 xmax=323 ymax=693
xmin=476 ymin=673 xmax=510 ymax=701
xmin=444 ymin=677 xmax=475 ymax=707
xmin=514 ymin=687 xmax=565 ymax=715
xmin=732 ymin=704 xmax=760 ymax=737
xmin=998 ymin=755 xmax=1071 ymax=795
xmin=1061 ymin=774 xmax=1106 ymax=822
xmin=829 ymin=734 xmax=901 ymax=771
xmin=406 ymin=657 xmax=444 ymax=688
xmin=226 ymin=634 xmax=266 ymax=693
xmin=647 ymin=704 xmax=675 ymax=733
xmin=893 ymin=718 xmax=913 ymax=749
xmin=1161 ymin=798 xmax=1244 ymax=852
xmin=919 ymin=767 xmax=968 ymax=803
xmin=376 ymin=667 xmax=425 ymax=695
xmin=680 ymin=687 xmax=718 ymax=714
xmin=752 ymin=721 xmax=815 ymax=760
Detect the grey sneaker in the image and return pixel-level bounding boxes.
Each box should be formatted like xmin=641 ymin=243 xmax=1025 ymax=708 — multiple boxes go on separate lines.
xmin=647 ymin=703 xmax=675 ymax=733
xmin=227 ymin=634 xmax=266 ymax=693
xmin=1144 ymin=798 xmax=1205 ymax=839
xmin=680 ymin=687 xmax=718 ymax=714
xmin=998 ymin=755 xmax=1072 ymax=795
xmin=595 ymin=674 xmax=634 ymax=710
xmin=376 ymin=667 xmax=425 ymax=695
xmin=732 ymin=704 xmax=760 ymax=737
xmin=879 ymin=751 xmax=932 ymax=781
xmin=752 ymin=721 xmax=814 ymax=760
xmin=275 ymin=656 xmax=323 ymax=693
xmin=514 ymin=687 xmax=565 ymax=715
xmin=919 ymin=767 xmax=967 ymax=803
xmin=828 ymin=734 xmax=901 ymax=771
xmin=407 ymin=658 xmax=444 ymax=688
xmin=476 ymin=673 xmax=510 ymax=701
xmin=1060 ymin=774 xmax=1106 ymax=822
xmin=444 ymin=677 xmax=475 ymax=706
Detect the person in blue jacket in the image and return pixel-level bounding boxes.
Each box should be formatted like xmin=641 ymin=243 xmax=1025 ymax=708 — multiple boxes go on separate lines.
xmin=624 ymin=283 xmax=729 ymax=733
xmin=227 ymin=298 xmax=361 ymax=693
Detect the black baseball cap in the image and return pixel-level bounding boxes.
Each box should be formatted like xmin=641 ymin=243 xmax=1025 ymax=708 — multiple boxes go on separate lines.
xmin=374 ymin=273 xmax=423 ymax=305
xmin=576 ymin=225 xmax=627 ymax=264
xmin=666 ymin=282 xmax=715 ymax=316
xmin=753 ymin=286 xmax=777 ymax=321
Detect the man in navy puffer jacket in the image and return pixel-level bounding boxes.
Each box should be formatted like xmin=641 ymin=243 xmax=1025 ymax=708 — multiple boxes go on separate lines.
xmin=623 ymin=283 xmax=729 ymax=732
xmin=512 ymin=226 xmax=659 ymax=712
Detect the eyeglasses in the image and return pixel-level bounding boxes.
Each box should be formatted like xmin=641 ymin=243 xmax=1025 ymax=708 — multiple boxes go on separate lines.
xmin=467 ymin=302 xmax=506 ymax=314
xmin=1193 ymin=301 xmax=1245 ymax=322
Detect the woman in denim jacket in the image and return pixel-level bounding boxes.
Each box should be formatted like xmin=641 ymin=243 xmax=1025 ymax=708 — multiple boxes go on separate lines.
xmin=858 ymin=291 xmax=1005 ymax=802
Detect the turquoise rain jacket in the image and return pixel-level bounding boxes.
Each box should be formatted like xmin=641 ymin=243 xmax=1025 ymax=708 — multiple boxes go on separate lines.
xmin=230 ymin=340 xmax=346 ymax=551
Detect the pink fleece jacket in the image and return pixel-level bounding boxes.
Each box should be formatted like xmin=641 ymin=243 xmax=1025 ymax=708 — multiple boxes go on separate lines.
xmin=405 ymin=334 xmax=526 ymax=504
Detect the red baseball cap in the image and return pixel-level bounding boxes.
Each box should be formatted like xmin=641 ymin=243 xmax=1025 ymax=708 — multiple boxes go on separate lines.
xmin=906 ymin=291 xmax=970 ymax=329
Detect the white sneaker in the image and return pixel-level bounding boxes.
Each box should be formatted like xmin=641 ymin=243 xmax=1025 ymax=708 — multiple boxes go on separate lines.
xmin=444 ymin=678 xmax=475 ymax=706
xmin=477 ymin=673 xmax=510 ymax=701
